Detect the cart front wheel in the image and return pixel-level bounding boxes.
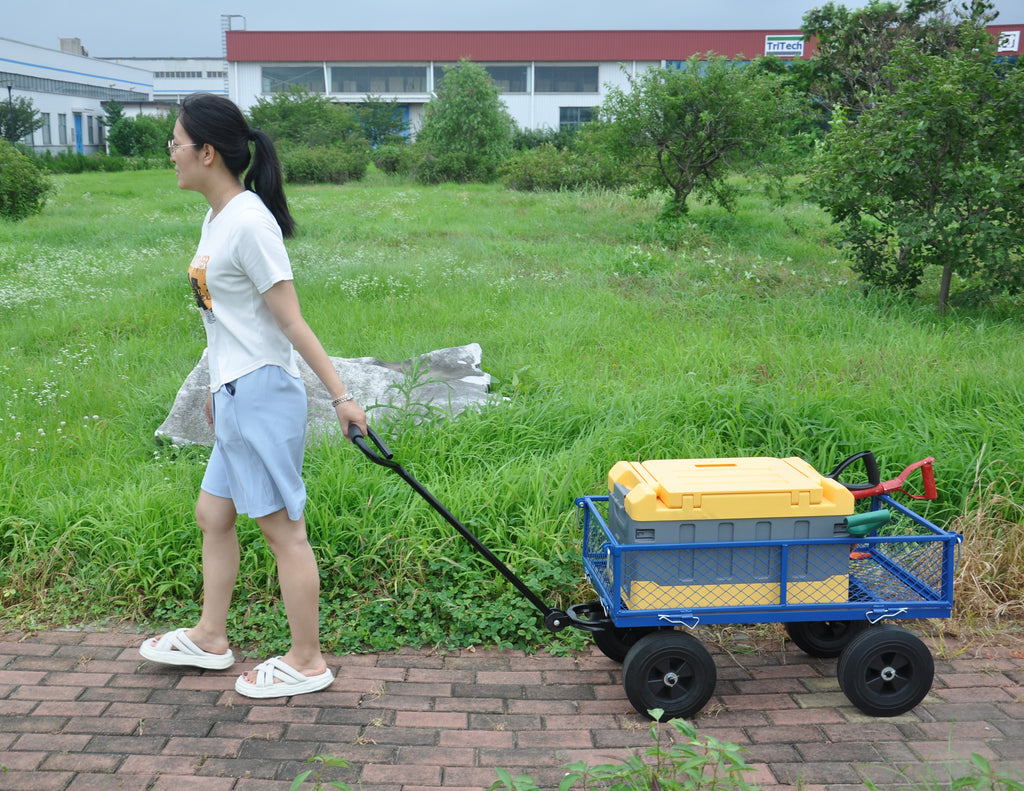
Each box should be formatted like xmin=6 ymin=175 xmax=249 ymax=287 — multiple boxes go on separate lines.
xmin=593 ymin=626 xmax=667 ymax=664
xmin=836 ymin=625 xmax=934 ymax=717
xmin=786 ymin=620 xmax=870 ymax=658
xmin=621 ymin=631 xmax=716 ymax=720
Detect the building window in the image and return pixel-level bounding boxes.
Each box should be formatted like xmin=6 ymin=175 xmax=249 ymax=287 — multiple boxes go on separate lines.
xmin=535 ymin=66 xmax=599 ymax=93
xmin=484 ymin=65 xmax=528 ymax=93
xmin=559 ymin=106 xmax=595 ymax=130
xmin=261 ymin=66 xmax=326 ymax=93
xmin=432 ymin=64 xmax=529 ymax=93
xmin=87 ymin=116 xmax=94 ymax=145
xmin=206 ymin=71 xmax=226 ymax=79
xmin=331 ymin=66 xmax=426 ymax=93
xmin=58 ymin=114 xmax=67 ymax=145
xmin=41 ymin=113 xmax=52 ymax=146
xmin=0 ymin=70 xmax=145 ymax=103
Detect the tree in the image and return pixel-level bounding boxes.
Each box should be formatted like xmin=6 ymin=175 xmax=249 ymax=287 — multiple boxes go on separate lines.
xmin=102 ymin=100 xmax=126 ymax=132
xmin=814 ymin=27 xmax=1024 ymax=312
xmin=0 ymin=95 xmax=45 ymax=143
xmin=415 ymin=59 xmax=515 ymax=183
xmin=800 ymin=0 xmax=992 ymax=115
xmin=599 ymin=54 xmax=805 ymax=217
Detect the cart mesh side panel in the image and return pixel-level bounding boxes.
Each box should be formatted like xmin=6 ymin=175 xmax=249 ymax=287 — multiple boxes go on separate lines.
xmin=849 ymin=512 xmax=952 ymax=604
xmin=578 ymin=495 xmax=958 ymax=625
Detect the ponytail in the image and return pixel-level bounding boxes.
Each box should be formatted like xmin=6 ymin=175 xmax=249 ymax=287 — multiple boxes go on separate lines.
xmin=178 ymin=94 xmax=296 ymax=238
xmin=245 ymin=128 xmax=295 ymax=238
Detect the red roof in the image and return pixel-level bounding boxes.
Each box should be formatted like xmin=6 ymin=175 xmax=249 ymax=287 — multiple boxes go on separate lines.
xmin=226 ymin=24 xmax=1021 ymax=63
xmin=225 ymin=29 xmax=812 ymax=63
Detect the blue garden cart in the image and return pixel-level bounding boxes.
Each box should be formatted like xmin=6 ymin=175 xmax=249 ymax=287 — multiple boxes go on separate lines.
xmin=351 ymin=427 xmax=960 ymax=720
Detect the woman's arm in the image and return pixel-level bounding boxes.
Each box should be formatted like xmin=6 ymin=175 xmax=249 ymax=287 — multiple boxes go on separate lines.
xmin=262 ymin=279 xmax=367 ymax=439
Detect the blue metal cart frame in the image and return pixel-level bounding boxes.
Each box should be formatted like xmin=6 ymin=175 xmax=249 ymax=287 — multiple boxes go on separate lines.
xmin=575 ymin=493 xmax=960 ymax=629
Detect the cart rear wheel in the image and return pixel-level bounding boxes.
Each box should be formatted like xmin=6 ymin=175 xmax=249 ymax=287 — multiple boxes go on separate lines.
xmin=836 ymin=624 xmax=934 ymax=717
xmin=592 ymin=626 xmax=667 ymax=664
xmin=621 ymin=631 xmax=716 ymax=720
xmin=786 ymin=620 xmax=870 ymax=658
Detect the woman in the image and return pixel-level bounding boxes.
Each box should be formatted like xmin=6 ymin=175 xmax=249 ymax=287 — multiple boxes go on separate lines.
xmin=140 ymin=94 xmax=366 ymax=698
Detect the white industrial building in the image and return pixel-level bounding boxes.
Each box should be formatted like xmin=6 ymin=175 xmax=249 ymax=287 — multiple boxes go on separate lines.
xmin=99 ymin=57 xmax=228 ymax=104
xmin=0 ymin=37 xmax=155 ymax=155
xmin=222 ymin=29 xmax=812 ymax=135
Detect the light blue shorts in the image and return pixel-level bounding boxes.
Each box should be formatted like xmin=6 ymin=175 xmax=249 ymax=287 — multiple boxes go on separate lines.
xmin=202 ymin=365 xmax=307 ymax=521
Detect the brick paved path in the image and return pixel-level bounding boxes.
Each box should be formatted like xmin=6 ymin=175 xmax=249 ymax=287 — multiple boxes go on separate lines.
xmin=0 ymin=626 xmax=1022 ymax=791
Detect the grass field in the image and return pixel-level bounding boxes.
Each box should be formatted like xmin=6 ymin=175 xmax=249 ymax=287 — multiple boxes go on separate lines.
xmin=1 ymin=169 xmax=1022 ymax=655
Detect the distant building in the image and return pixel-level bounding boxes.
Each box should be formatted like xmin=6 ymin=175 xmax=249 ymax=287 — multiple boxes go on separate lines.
xmin=224 ymin=25 xmax=1021 ymax=134
xmin=0 ymin=37 xmax=154 ymax=154
xmin=98 ymin=57 xmax=228 ymax=104
xmin=2 ymin=21 xmax=1020 ymax=154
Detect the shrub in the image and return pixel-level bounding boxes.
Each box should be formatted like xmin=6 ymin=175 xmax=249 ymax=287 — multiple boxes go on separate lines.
xmin=34 ymin=150 xmax=165 ymax=174
xmin=372 ymin=142 xmax=415 ymax=175
xmin=249 ymin=90 xmax=363 ymax=149
xmin=354 ymin=96 xmax=410 ymax=147
xmin=0 ymin=139 xmax=52 ymax=221
xmin=412 ymin=150 xmax=477 ymax=185
xmin=501 ymin=142 xmax=630 ymax=192
xmin=281 ymin=143 xmax=370 ymax=184
xmin=511 ymin=125 xmax=579 ymax=151
xmin=107 ymin=114 xmax=175 ymax=157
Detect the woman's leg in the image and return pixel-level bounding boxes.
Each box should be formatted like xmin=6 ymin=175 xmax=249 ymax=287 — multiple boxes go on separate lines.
xmin=254 ymin=507 xmax=325 ymax=675
xmin=188 ymin=489 xmax=240 ymax=655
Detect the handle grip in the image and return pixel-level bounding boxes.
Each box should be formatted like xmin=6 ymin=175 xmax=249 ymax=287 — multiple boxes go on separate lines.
xmin=348 ymin=424 xmax=397 ymax=468
xmin=828 ymin=450 xmax=882 ymax=491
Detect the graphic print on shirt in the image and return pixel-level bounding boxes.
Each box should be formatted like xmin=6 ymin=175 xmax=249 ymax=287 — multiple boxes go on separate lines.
xmin=188 ymin=254 xmax=216 ymax=324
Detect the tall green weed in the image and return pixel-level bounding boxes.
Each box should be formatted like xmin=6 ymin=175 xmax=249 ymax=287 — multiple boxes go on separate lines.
xmin=1 ymin=170 xmax=1021 ymax=653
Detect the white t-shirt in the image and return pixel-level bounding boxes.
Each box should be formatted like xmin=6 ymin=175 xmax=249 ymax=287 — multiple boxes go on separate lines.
xmin=187 ymin=190 xmax=299 ymax=393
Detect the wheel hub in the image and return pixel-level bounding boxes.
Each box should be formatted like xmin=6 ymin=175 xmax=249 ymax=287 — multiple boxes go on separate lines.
xmin=880 ymin=665 xmax=898 ymax=682
xmin=663 ymin=671 xmax=680 ymax=687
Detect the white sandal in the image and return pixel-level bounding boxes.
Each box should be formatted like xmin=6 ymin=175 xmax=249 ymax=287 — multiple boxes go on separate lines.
xmin=139 ymin=628 xmax=235 ymax=670
xmin=235 ymin=656 xmax=334 ymax=699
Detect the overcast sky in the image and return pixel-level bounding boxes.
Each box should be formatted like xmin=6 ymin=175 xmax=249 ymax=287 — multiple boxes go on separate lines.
xmin=5 ymin=0 xmax=1023 ymax=58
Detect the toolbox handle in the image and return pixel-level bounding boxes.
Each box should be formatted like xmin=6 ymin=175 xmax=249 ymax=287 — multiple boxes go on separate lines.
xmin=827 ymin=451 xmax=881 ymax=492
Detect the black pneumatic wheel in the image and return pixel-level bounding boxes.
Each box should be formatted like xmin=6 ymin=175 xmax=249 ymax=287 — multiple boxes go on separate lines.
xmin=836 ymin=624 xmax=934 ymax=717
xmin=592 ymin=626 xmax=667 ymax=664
xmin=786 ymin=620 xmax=870 ymax=658
xmin=621 ymin=631 xmax=717 ymax=720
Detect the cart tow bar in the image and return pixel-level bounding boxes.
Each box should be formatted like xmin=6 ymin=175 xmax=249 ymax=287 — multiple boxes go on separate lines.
xmin=349 ymin=425 xmax=572 ymax=633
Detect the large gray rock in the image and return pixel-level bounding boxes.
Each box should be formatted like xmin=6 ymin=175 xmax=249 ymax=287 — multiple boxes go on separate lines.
xmin=155 ymin=343 xmax=494 ymax=446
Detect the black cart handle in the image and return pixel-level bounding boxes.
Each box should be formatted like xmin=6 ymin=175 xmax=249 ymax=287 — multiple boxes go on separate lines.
xmin=346 ymin=424 xmax=571 ymax=632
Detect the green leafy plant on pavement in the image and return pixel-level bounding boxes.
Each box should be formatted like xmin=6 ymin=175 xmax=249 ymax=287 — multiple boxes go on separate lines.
xmin=489 ymin=709 xmax=759 ymax=791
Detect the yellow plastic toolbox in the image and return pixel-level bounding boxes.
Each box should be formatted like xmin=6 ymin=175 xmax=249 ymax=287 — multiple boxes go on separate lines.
xmin=606 ymin=457 xmax=855 ymax=609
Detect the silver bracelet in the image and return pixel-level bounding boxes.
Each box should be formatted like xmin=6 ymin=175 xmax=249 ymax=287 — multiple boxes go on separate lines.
xmin=331 ymin=393 xmax=355 ymax=407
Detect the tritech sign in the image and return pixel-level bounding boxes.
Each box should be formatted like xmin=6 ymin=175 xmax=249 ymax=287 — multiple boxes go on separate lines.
xmin=765 ymin=35 xmax=805 ymax=58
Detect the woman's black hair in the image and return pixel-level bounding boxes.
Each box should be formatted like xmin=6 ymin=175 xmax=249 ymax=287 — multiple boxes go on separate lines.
xmin=178 ymin=94 xmax=295 ymax=238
